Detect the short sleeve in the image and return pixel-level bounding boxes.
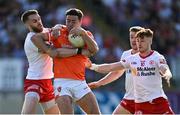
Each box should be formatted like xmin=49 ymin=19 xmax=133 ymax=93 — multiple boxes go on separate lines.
xmin=156 ymin=55 xmax=167 ymax=68
xmin=86 ymin=31 xmax=94 ymax=39
xmin=120 ymin=56 xmax=131 ymax=69
xmin=120 ymin=52 xmax=126 ymax=61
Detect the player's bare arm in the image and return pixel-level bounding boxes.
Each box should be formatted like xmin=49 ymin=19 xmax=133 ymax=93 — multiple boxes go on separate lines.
xmin=90 ymin=61 xmax=125 ymax=74
xmin=159 ymin=64 xmax=172 ymax=86
xmin=31 ymin=33 xmax=53 ymax=54
xmin=159 ymin=65 xmax=172 ymax=78
xmin=31 ymin=33 xmax=76 ymax=58
xmin=56 ymin=48 xmax=92 ymax=58
xmin=31 ymin=33 xmax=92 ymax=58
xmin=88 ymin=70 xmax=125 ymax=89
xmin=70 ymin=27 xmax=99 ymax=55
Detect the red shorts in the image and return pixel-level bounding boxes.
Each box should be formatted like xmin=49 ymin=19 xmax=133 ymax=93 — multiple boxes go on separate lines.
xmin=24 ymin=79 xmax=55 ymax=103
xmin=135 ymin=97 xmax=174 ymax=114
xmin=120 ymin=99 xmax=135 ymax=114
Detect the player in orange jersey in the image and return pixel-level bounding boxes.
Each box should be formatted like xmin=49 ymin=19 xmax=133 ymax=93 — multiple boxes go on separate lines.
xmin=31 ymin=8 xmax=100 ymax=114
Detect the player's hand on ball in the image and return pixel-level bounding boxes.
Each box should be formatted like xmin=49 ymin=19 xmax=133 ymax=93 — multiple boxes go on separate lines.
xmin=68 ymin=34 xmax=85 ymax=48
xmin=68 ymin=27 xmax=86 ymax=48
xmin=51 ymin=24 xmax=63 ymax=38
xmin=69 ymin=26 xmax=86 ymax=36
xmin=88 ymin=82 xmax=101 ymax=89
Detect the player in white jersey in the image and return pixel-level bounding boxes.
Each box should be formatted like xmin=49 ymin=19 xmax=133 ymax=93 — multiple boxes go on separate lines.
xmin=21 ymin=10 xmax=82 ymax=114
xmin=21 ymin=10 xmax=60 ymax=114
xmin=88 ymin=26 xmax=144 ymax=114
xmin=89 ymin=29 xmax=174 ymax=114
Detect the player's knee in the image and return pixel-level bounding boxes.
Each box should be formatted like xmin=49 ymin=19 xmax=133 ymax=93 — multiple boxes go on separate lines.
xmin=41 ymin=99 xmax=60 ymax=114
xmin=44 ymin=105 xmax=60 ymax=114
xmin=21 ymin=92 xmax=40 ymax=114
xmin=56 ymin=95 xmax=73 ymax=105
xmin=25 ymin=92 xmax=40 ymax=101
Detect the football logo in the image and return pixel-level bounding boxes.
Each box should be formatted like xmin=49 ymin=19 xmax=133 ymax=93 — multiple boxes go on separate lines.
xmin=57 ymin=86 xmax=61 ymax=92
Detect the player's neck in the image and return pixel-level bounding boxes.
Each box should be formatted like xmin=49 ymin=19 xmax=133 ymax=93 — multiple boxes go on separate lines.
xmin=131 ymin=49 xmax=138 ymax=54
xmin=139 ymin=50 xmax=153 ymax=58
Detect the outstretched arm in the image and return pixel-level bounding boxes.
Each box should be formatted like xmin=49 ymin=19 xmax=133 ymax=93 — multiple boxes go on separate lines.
xmin=158 ymin=56 xmax=172 ymax=87
xmin=89 ymin=61 xmax=126 ymax=74
xmin=159 ymin=64 xmax=172 ymax=87
xmin=88 ymin=70 xmax=125 ymax=89
xmin=56 ymin=48 xmax=92 ymax=58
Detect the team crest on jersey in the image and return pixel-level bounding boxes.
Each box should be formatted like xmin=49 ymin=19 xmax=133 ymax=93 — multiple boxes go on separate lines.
xmin=149 ymin=60 xmax=155 ymax=65
xmin=57 ymin=86 xmax=61 ymax=92
xmin=140 ymin=60 xmax=145 ymax=66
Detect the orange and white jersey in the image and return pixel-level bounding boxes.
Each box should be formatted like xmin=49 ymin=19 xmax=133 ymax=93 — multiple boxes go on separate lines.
xmin=121 ymin=49 xmax=135 ymax=100
xmin=49 ymin=25 xmax=93 ymax=80
xmin=24 ymin=28 xmax=53 ymax=80
xmin=121 ymin=51 xmax=167 ymax=103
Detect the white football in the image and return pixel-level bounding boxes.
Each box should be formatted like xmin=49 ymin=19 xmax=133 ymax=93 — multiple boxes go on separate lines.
xmin=68 ymin=34 xmax=85 ymax=48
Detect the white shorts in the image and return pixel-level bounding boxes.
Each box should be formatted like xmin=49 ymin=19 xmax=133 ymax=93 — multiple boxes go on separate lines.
xmin=54 ymin=78 xmax=91 ymax=101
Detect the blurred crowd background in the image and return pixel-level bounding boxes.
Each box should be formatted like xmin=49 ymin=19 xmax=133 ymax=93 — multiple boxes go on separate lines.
xmin=0 ymin=0 xmax=180 ymax=114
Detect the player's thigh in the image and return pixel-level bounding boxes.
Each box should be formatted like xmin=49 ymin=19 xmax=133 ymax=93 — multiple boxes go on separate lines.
xmin=76 ymin=92 xmax=100 ymax=114
xmin=21 ymin=92 xmax=39 ymax=114
xmin=56 ymin=95 xmax=74 ymax=114
xmin=113 ymin=104 xmax=131 ymax=114
xmin=40 ymin=98 xmax=60 ymax=114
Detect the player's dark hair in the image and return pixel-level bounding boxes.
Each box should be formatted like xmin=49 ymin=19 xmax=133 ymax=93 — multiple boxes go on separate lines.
xmin=21 ymin=9 xmax=38 ymax=23
xmin=129 ymin=26 xmax=144 ymax=33
xmin=66 ymin=8 xmax=84 ymax=20
xmin=136 ymin=29 xmax=153 ymax=38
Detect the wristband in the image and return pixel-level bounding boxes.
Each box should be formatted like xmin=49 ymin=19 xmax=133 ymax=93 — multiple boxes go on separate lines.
xmin=77 ymin=48 xmax=82 ymax=54
xmin=90 ymin=64 xmax=99 ymax=71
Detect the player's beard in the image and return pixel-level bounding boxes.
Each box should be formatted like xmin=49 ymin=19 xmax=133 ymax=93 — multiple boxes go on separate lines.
xmin=139 ymin=47 xmax=149 ymax=54
xmin=132 ymin=45 xmax=138 ymax=51
xmin=31 ymin=26 xmax=43 ymax=33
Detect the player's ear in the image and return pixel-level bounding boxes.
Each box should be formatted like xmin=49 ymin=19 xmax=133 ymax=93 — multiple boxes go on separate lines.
xmin=149 ymin=37 xmax=153 ymax=45
xmin=25 ymin=23 xmax=30 ymax=29
xmin=24 ymin=21 xmax=29 ymax=28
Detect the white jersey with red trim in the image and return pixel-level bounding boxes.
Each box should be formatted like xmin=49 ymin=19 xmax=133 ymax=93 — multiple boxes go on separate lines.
xmin=24 ymin=28 xmax=53 ymax=80
xmin=121 ymin=51 xmax=167 ymax=103
xmin=121 ymin=49 xmax=135 ymax=100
